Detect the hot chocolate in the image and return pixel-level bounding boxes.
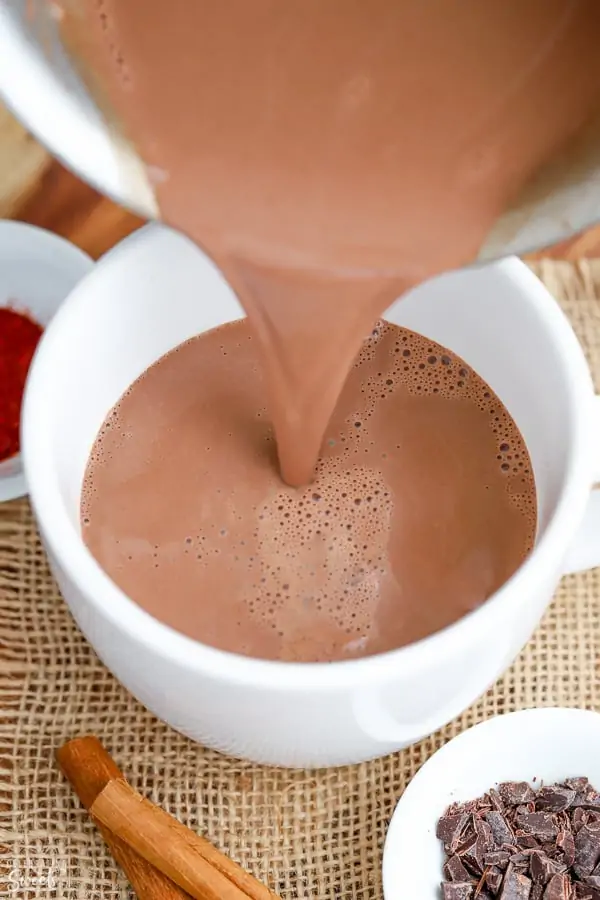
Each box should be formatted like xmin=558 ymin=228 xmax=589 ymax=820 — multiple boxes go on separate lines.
xmin=67 ymin=0 xmax=600 ymax=484
xmin=82 ymin=321 xmax=536 ymax=662
xmin=68 ymin=1 xmax=599 ymax=658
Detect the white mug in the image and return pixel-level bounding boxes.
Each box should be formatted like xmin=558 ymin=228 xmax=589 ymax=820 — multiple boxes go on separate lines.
xmin=22 ymin=224 xmax=600 ymax=767
xmin=2 ymin=0 xmax=600 ymax=259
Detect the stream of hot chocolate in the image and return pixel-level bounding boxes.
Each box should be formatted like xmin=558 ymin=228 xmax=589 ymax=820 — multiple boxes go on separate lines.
xmin=65 ymin=0 xmax=600 ymax=486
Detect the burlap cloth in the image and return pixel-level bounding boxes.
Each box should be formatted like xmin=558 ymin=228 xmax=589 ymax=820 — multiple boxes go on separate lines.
xmin=1 ymin=260 xmax=600 ymax=898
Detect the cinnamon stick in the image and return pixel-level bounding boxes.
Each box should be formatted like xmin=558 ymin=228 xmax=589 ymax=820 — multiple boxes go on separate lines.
xmin=91 ymin=778 xmax=279 ymax=900
xmin=56 ymin=736 xmax=191 ymax=900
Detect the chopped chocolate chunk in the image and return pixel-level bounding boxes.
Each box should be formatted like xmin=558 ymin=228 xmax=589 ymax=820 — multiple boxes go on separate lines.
xmin=499 ymin=863 xmax=532 ymax=899
xmin=542 ymin=874 xmax=571 ymax=900
xmin=438 ymin=778 xmax=600 ymax=900
xmin=574 ymin=824 xmax=600 ymax=878
xmin=517 ymin=835 xmax=541 ymax=851
xmin=487 ymin=811 xmax=516 ymax=848
xmin=499 ymin=784 xmax=536 ymax=807
xmin=571 ymin=788 xmax=600 ymax=812
xmin=476 ymin=818 xmax=495 ymax=848
xmin=445 ymin=855 xmax=472 ymax=883
xmin=438 ymin=813 xmax=470 ymax=849
xmin=536 ymin=788 xmax=577 ymax=814
xmin=443 ymin=883 xmax=475 ymax=900
xmin=457 ymin=832 xmax=479 ymax=861
xmin=530 ymin=852 xmax=566 ymax=885
xmin=556 ymin=832 xmax=576 ymax=868
xmin=485 ymin=851 xmax=511 ymax=869
xmin=565 ymin=779 xmax=590 ymax=794
xmin=486 ymin=867 xmax=504 ymax=896
xmin=463 ymin=835 xmax=489 ymax=876
xmin=518 ymin=805 xmax=537 ymax=818
xmin=516 ymin=813 xmax=559 ymax=842
xmin=491 ymin=791 xmax=506 ymax=813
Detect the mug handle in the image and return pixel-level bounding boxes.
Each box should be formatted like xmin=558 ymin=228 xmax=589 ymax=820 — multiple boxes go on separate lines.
xmin=563 ymin=394 xmax=600 ymax=574
xmin=352 ymin=649 xmax=505 ymax=745
xmin=354 ymin=394 xmax=600 ymax=745
xmin=353 ymin=660 xmax=503 ymax=752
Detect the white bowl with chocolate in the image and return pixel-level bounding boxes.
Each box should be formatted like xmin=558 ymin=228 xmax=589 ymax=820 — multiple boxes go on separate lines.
xmin=383 ymin=708 xmax=600 ymax=900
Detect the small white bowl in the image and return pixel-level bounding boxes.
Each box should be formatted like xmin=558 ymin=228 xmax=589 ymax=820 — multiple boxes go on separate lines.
xmin=383 ymin=708 xmax=600 ymax=900
xmin=0 ymin=220 xmax=93 ymax=502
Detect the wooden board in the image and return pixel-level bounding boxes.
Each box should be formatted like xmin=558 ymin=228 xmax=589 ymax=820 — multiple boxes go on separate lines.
xmin=0 ymin=103 xmax=51 ymax=218
xmin=1 ymin=101 xmax=600 ymax=261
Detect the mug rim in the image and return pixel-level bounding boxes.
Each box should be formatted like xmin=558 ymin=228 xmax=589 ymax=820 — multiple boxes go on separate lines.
xmin=22 ymin=225 xmax=596 ymax=690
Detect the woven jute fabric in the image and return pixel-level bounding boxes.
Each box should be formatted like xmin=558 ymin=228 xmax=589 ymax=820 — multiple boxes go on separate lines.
xmin=1 ymin=259 xmax=600 ymax=899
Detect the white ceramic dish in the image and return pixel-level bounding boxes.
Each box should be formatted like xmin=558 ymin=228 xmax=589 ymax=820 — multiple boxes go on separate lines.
xmin=383 ymin=708 xmax=600 ymax=900
xmin=0 ymin=220 xmax=93 ymax=502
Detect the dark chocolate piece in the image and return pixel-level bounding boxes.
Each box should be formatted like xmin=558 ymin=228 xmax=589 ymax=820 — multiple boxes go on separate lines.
xmin=517 ymin=835 xmax=541 ymax=851
xmin=530 ymin=852 xmax=566 ymax=885
xmin=499 ymin=863 xmax=532 ymax=899
xmin=516 ymin=813 xmax=559 ymax=842
xmin=463 ymin=835 xmax=489 ymax=876
xmin=443 ymin=883 xmax=475 ymax=900
xmin=565 ymin=779 xmax=590 ymax=794
xmin=517 ymin=804 xmax=537 ymax=818
xmin=485 ymin=851 xmax=511 ymax=869
xmin=542 ymin=874 xmax=571 ymax=900
xmin=445 ymin=855 xmax=472 ymax=883
xmin=491 ymin=791 xmax=506 ymax=813
xmin=487 ymin=811 xmax=516 ymax=848
xmin=571 ymin=787 xmax=600 ymax=812
xmin=536 ymin=788 xmax=576 ymax=814
xmin=476 ymin=818 xmax=495 ymax=849
xmin=557 ymin=832 xmax=576 ymax=868
xmin=438 ymin=813 xmax=470 ymax=848
xmin=485 ymin=867 xmax=504 ymax=896
xmin=499 ymin=784 xmax=536 ymax=808
xmin=574 ymin=824 xmax=600 ymax=878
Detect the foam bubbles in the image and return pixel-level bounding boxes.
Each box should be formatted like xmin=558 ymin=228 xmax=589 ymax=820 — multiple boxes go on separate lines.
xmin=243 ymin=464 xmax=393 ymax=650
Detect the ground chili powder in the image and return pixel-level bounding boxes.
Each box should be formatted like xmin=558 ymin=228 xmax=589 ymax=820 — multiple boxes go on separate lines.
xmin=0 ymin=307 xmax=43 ymax=462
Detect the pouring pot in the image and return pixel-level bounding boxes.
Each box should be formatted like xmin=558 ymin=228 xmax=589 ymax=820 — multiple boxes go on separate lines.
xmin=3 ymin=0 xmax=600 ymax=258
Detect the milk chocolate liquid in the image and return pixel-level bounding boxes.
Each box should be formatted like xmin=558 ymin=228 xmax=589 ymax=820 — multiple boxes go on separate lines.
xmin=73 ymin=1 xmax=600 ymax=659
xmin=69 ymin=0 xmax=600 ymax=486
xmin=82 ymin=322 xmax=536 ymax=661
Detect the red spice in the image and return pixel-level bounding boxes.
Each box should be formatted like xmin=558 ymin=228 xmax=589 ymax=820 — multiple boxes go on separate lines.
xmin=0 ymin=307 xmax=43 ymax=462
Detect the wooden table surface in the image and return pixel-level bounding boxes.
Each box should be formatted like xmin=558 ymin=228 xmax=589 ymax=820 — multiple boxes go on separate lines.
xmin=2 ymin=103 xmax=600 ymax=261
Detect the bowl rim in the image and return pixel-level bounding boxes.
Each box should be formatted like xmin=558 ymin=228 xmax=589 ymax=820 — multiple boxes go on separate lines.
xmin=0 ymin=219 xmax=93 ymax=503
